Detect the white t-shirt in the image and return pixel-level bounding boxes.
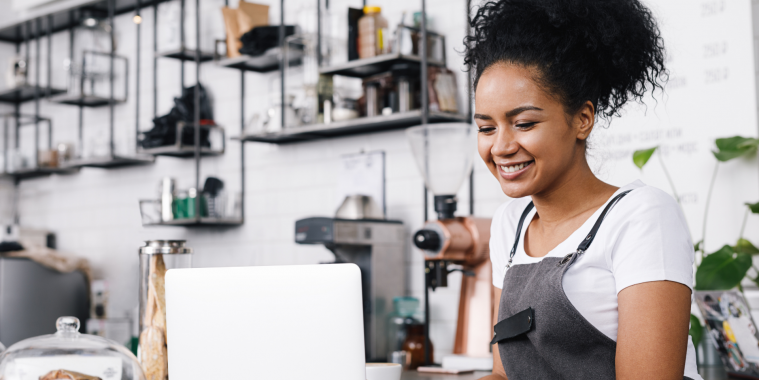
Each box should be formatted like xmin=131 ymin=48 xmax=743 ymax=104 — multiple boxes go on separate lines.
xmin=490 ymin=180 xmax=701 ymax=379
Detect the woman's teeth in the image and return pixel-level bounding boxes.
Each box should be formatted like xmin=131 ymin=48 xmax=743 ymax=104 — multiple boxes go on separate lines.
xmin=500 ymin=162 xmax=529 ymax=173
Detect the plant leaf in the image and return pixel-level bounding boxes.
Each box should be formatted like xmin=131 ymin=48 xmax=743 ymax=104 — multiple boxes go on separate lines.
xmin=713 ymin=136 xmax=759 ymax=162
xmin=689 ymin=314 xmax=703 ymax=348
xmin=735 ymin=238 xmax=759 ymax=254
xmin=694 ymin=240 xmax=703 ymax=253
xmin=746 ymin=201 xmax=759 ymax=214
xmin=695 ymin=245 xmax=752 ymax=290
xmin=633 ymin=147 xmax=658 ymax=169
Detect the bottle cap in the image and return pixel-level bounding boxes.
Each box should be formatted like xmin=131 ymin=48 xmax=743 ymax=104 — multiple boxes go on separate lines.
xmin=363 ymin=5 xmax=381 ymax=13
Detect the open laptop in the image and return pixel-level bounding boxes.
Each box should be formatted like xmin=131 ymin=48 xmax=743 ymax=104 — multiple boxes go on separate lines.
xmin=165 ymin=264 xmax=366 ymax=380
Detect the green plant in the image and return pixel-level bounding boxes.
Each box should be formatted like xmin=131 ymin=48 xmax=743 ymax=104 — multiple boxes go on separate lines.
xmin=633 ymin=137 xmax=759 ymax=348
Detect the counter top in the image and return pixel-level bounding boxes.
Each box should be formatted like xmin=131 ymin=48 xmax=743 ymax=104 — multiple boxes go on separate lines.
xmin=400 ymin=366 xmax=730 ymax=380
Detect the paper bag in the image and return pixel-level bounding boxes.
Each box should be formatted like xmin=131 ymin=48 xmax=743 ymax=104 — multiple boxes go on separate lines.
xmin=221 ymin=7 xmax=241 ymax=58
xmin=237 ymin=1 xmax=269 ymax=37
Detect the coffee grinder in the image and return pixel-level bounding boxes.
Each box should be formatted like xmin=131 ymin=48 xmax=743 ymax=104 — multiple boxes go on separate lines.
xmin=294 ymin=195 xmax=406 ymax=362
xmin=406 ymin=123 xmax=493 ymax=363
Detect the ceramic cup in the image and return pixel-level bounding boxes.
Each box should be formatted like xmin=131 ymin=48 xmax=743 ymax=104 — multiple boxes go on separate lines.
xmin=365 ymin=363 xmax=402 ymax=380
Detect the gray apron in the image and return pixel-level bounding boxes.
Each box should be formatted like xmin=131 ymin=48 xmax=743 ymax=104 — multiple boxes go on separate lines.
xmin=491 ymin=191 xmax=693 ymax=380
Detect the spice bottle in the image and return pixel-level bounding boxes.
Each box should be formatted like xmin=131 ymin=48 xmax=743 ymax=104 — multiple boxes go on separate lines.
xmin=358 ymin=6 xmax=389 ymax=59
xmin=138 ymin=240 xmax=192 ymax=380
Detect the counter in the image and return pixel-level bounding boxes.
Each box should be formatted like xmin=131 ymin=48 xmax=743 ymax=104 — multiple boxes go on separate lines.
xmin=400 ymin=366 xmax=730 ymax=380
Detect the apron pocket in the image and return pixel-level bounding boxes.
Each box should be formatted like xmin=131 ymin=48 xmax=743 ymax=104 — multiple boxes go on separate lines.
xmin=491 ymin=307 xmax=534 ymax=344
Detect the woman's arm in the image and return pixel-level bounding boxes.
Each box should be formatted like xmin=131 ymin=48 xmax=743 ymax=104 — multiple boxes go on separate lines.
xmin=479 ymin=286 xmax=508 ymax=380
xmin=616 ymin=280 xmax=691 ymax=380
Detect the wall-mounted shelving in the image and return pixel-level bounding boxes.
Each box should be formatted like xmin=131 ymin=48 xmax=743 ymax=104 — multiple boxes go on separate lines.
xmin=0 ymin=85 xmax=67 ymax=104
xmin=240 ymin=110 xmax=466 ymax=144
xmin=1 ymin=114 xmax=80 ymax=180
xmin=319 ymin=52 xmax=445 ymax=78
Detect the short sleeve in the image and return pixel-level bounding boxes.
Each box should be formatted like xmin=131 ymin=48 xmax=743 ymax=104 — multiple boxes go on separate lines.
xmin=608 ymin=187 xmax=695 ymax=294
xmin=490 ymin=202 xmax=511 ymax=289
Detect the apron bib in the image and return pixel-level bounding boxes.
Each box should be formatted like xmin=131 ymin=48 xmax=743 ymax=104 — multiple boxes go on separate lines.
xmin=491 ymin=191 xmax=694 ymax=380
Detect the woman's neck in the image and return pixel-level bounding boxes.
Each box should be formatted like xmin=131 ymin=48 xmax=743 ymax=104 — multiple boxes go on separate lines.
xmin=531 ymin=160 xmax=618 ymax=224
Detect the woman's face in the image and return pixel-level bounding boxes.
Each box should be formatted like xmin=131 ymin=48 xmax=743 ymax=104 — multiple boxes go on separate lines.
xmin=475 ymin=64 xmax=592 ymax=198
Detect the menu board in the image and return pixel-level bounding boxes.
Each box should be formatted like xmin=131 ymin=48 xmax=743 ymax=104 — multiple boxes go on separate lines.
xmin=589 ymin=0 xmax=759 ymax=253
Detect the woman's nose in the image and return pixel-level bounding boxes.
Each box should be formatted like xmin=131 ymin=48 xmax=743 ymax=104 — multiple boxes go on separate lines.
xmin=491 ymin=130 xmax=519 ymax=156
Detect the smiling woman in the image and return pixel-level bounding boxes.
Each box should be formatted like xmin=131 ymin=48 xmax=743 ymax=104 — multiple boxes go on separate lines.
xmin=464 ymin=1 xmax=700 ymax=380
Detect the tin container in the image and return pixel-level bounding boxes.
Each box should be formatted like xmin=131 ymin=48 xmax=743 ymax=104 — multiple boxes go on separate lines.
xmin=138 ymin=240 xmax=192 ymax=380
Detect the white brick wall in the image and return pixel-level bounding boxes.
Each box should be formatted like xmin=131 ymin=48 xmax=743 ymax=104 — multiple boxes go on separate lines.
xmin=1 ymin=0 xmax=510 ymax=359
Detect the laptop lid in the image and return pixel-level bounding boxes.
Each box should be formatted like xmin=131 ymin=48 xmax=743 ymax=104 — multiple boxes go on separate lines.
xmin=165 ymin=264 xmax=366 ymax=380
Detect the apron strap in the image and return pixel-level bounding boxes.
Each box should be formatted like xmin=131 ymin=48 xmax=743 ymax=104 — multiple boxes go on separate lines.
xmin=506 ymin=201 xmax=535 ymax=269
xmin=575 ymin=189 xmax=632 ymax=253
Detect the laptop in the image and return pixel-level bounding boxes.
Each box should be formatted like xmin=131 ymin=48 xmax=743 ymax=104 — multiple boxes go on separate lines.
xmin=165 ymin=264 xmax=366 ymax=380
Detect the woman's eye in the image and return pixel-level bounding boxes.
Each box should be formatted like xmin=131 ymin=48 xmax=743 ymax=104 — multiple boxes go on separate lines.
xmin=478 ymin=126 xmax=496 ymax=133
xmin=515 ymin=122 xmax=537 ymax=129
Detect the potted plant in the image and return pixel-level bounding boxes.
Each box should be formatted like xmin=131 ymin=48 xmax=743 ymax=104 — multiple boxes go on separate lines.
xmin=633 ymin=136 xmax=759 ymax=352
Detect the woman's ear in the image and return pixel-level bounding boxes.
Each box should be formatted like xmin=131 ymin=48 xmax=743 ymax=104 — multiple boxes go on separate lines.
xmin=574 ymin=101 xmax=595 ymax=141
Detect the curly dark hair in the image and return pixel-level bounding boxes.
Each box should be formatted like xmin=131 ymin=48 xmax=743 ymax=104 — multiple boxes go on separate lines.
xmin=464 ymin=0 xmax=667 ymax=120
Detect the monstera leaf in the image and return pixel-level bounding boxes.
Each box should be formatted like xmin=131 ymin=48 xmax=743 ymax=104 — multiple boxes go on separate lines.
xmin=695 ymin=245 xmax=752 ymax=290
xmin=689 ymin=314 xmax=703 ymax=348
xmin=633 ymin=146 xmax=658 ymax=169
xmin=713 ymin=136 xmax=759 ymax=162
xmin=746 ymin=201 xmax=759 ymax=214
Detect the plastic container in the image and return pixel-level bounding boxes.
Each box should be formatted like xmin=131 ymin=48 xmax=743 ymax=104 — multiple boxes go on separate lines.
xmin=358 ymin=6 xmax=389 ymax=59
xmin=138 ymin=240 xmax=192 ymax=380
xmin=0 ymin=316 xmax=145 ymax=380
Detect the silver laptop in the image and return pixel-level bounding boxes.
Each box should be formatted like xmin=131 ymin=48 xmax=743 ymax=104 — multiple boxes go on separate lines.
xmin=165 ymin=264 xmax=366 ymax=380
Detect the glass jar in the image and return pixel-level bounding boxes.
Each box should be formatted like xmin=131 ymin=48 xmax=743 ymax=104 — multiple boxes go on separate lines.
xmin=386 ymin=297 xmax=420 ymax=366
xmin=0 ymin=316 xmax=145 ymax=380
xmin=402 ymin=323 xmax=433 ymax=370
xmin=358 ymin=6 xmax=389 ymax=59
xmin=138 ymin=240 xmax=192 ymax=380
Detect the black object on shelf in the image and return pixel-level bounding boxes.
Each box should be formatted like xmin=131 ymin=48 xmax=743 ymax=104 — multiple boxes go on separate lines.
xmin=347 ymin=8 xmax=363 ymax=61
xmin=139 ymin=83 xmax=215 ymax=151
xmin=239 ymin=25 xmax=297 ymax=56
xmin=238 ymin=110 xmax=466 ymax=144
xmin=63 ymin=154 xmax=154 ymax=169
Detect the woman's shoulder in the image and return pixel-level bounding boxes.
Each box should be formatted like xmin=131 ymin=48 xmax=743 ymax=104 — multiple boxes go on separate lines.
xmin=615 ymin=180 xmax=682 ymax=219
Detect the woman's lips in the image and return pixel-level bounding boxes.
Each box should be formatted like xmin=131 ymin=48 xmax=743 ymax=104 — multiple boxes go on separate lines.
xmin=498 ymin=160 xmax=534 ymax=180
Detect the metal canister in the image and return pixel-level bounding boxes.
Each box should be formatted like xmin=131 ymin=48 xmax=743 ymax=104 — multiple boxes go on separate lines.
xmin=138 ymin=240 xmax=192 ymax=380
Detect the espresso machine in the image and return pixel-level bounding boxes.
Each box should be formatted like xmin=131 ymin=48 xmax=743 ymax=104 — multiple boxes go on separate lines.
xmin=406 ymin=123 xmax=494 ymax=363
xmin=294 ymin=195 xmax=406 ymax=361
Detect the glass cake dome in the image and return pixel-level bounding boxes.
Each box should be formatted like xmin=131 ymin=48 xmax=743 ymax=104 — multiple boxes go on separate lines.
xmin=0 ymin=316 xmax=146 ymax=380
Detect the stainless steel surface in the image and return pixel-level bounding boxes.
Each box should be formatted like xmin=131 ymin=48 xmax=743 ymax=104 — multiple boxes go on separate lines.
xmin=0 ymin=257 xmax=89 ymax=346
xmin=335 ymin=195 xmax=384 ymax=220
xmin=139 ymin=240 xmax=192 ymax=255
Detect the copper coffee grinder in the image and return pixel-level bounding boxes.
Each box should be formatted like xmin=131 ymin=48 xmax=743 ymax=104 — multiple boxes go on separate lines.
xmin=406 ymin=123 xmax=494 ymax=365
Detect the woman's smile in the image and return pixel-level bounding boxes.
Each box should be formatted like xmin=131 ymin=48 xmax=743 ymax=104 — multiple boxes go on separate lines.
xmin=497 ymin=160 xmax=534 ymax=180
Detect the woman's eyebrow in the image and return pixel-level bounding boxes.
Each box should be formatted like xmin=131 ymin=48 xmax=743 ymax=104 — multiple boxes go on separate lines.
xmin=473 ymin=113 xmax=493 ymax=120
xmin=505 ymin=106 xmax=543 ymax=118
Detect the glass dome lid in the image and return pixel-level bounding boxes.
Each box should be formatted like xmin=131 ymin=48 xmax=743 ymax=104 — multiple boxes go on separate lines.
xmin=0 ymin=317 xmax=146 ymax=380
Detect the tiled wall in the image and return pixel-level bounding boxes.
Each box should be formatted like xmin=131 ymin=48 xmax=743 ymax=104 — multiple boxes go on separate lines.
xmin=0 ymin=0 xmax=512 ymax=359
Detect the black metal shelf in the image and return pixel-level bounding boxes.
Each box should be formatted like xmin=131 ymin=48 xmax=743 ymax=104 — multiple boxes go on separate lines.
xmin=63 ymin=154 xmax=155 ymax=169
xmin=319 ymin=53 xmax=445 ymax=78
xmin=238 ymin=111 xmax=467 ymax=144
xmin=143 ymin=217 xmax=244 ymax=227
xmin=50 ymin=94 xmax=125 ymax=107
xmin=1 ymin=167 xmax=79 ymax=180
xmin=157 ymin=48 xmax=215 ymax=62
xmin=139 ymin=145 xmax=224 ymax=157
xmin=215 ymin=48 xmax=303 ymax=73
xmin=0 ymin=85 xmax=67 ymax=104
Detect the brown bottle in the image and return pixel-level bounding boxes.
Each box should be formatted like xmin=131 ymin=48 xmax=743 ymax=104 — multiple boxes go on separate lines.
xmin=402 ymin=324 xmax=433 ymax=369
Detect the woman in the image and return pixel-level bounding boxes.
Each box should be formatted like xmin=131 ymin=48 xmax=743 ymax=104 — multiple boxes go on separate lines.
xmin=465 ymin=1 xmax=700 ymax=379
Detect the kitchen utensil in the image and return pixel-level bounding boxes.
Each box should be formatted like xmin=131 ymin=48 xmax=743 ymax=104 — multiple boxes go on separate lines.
xmin=160 ymin=178 xmax=175 ymax=222
xmin=335 ymin=195 xmax=384 ymax=220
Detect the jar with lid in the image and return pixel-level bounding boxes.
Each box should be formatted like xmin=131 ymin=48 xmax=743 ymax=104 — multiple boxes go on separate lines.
xmin=386 ymin=296 xmax=421 ymax=367
xmin=138 ymin=240 xmax=192 ymax=380
xmin=0 ymin=316 xmax=146 ymax=380
xmin=358 ymin=6 xmax=389 ymax=59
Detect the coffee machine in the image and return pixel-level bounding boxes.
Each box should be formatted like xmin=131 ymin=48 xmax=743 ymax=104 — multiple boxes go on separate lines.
xmin=406 ymin=123 xmax=494 ymax=362
xmin=294 ymin=195 xmax=406 ymax=362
